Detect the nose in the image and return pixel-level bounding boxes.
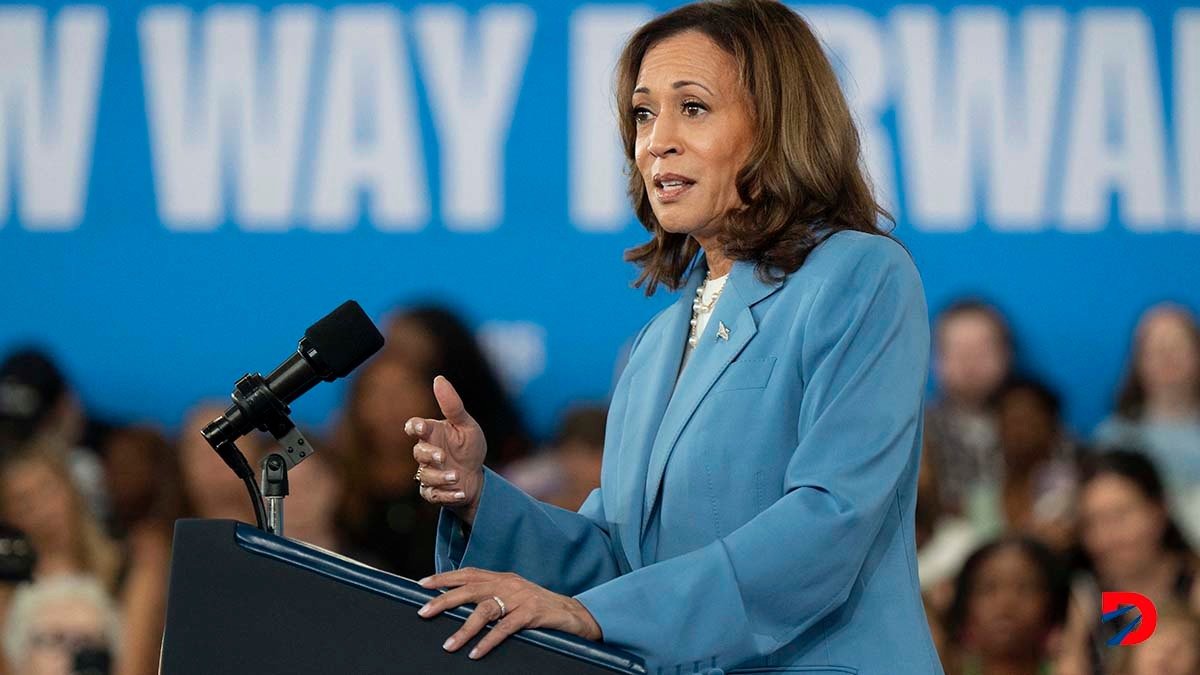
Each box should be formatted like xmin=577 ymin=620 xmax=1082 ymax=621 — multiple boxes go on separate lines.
xmin=647 ymin=113 xmax=681 ymax=158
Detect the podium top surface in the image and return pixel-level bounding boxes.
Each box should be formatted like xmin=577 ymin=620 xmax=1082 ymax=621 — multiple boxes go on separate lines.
xmin=230 ymin=520 xmax=646 ymax=674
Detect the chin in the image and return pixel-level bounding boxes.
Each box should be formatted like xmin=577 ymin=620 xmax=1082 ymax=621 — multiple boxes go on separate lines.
xmin=652 ymin=212 xmax=704 ymax=236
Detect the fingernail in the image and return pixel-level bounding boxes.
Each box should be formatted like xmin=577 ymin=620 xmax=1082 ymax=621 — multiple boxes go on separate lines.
xmin=415 ymin=421 xmax=425 ymax=434
xmin=454 ymin=491 xmax=466 ymax=500
xmin=446 ymin=471 xmax=457 ymax=482
xmin=417 ymin=577 xmax=432 ymax=587
xmin=418 ymin=604 xmax=431 ymax=617
xmin=469 ymin=648 xmax=480 ymax=659
xmin=443 ymin=637 xmax=456 ymax=651
xmin=434 ymin=452 xmax=444 ymax=463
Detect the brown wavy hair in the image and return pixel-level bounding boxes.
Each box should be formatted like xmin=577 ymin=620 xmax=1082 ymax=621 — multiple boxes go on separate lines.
xmin=617 ymin=0 xmax=895 ymax=295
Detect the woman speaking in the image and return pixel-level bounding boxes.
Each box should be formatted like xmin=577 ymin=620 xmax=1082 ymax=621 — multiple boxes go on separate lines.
xmin=405 ymin=1 xmax=942 ymax=672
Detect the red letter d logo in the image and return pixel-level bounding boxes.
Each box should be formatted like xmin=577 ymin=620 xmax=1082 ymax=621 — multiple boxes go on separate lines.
xmin=1101 ymin=591 xmax=1157 ymax=646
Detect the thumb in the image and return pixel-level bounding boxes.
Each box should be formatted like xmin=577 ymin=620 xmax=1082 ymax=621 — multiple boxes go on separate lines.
xmin=433 ymin=375 xmax=472 ymax=425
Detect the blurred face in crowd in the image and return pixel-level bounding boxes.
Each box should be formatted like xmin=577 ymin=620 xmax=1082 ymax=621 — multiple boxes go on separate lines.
xmin=386 ymin=317 xmax=438 ymax=375
xmin=935 ymin=310 xmax=1011 ymax=407
xmin=1127 ymin=612 xmax=1200 ymax=675
xmin=963 ymin=545 xmax=1050 ymax=658
xmin=102 ymin=427 xmax=161 ymax=522
xmin=997 ymin=389 xmax=1056 ymax=466
xmin=356 ymin=356 xmax=436 ymax=495
xmin=632 ymin=31 xmax=755 ymax=243
xmin=20 ymin=597 xmax=110 ymax=675
xmin=1136 ymin=307 xmax=1200 ymax=400
xmin=1080 ymin=474 xmax=1166 ymax=581
xmin=1 ymin=456 xmax=75 ymax=553
xmin=179 ymin=403 xmax=257 ymax=521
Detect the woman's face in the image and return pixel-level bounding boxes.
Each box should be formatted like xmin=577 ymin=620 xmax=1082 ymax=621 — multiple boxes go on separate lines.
xmin=632 ymin=31 xmax=755 ymax=242
xmin=1 ymin=458 xmax=74 ymax=547
xmin=997 ymin=389 xmax=1055 ymax=464
xmin=1079 ymin=474 xmax=1165 ymax=581
xmin=1136 ymin=308 xmax=1200 ymax=398
xmin=964 ymin=546 xmax=1050 ymax=657
xmin=935 ymin=311 xmax=1011 ymax=406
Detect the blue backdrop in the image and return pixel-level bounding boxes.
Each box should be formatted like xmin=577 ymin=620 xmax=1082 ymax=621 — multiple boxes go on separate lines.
xmin=1 ymin=1 xmax=1196 ymax=440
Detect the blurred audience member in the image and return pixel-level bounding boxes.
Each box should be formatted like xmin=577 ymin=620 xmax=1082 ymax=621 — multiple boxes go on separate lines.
xmin=0 ymin=349 xmax=108 ymax=520
xmin=943 ymin=536 xmax=1069 ymax=675
xmin=0 ymin=524 xmax=35 ymax=675
xmin=3 ymin=576 xmax=119 ymax=675
xmin=177 ymin=402 xmax=267 ymax=524
xmin=1095 ymin=303 xmax=1200 ymax=539
xmin=917 ymin=440 xmax=981 ymax=618
xmin=505 ymin=405 xmax=606 ymax=511
xmin=1113 ymin=601 xmax=1200 ymax=675
xmin=278 ymin=439 xmax=380 ymax=566
xmin=101 ymin=425 xmax=185 ymax=538
xmin=1057 ymin=450 xmax=1200 ymax=675
xmin=385 ymin=305 xmax=533 ymax=468
xmin=334 ymin=354 xmax=442 ymax=577
xmin=966 ymin=377 xmax=1078 ymax=553
xmin=100 ymin=426 xmax=179 ymax=675
xmin=925 ymin=300 xmax=1015 ymax=516
xmin=0 ymin=452 xmax=120 ymax=590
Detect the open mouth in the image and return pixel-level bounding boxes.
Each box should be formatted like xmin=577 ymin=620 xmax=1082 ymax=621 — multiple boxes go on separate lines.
xmin=653 ymin=173 xmax=696 ymax=201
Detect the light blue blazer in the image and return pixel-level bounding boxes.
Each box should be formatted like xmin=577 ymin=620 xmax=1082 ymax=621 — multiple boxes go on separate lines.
xmin=435 ymin=230 xmax=944 ymax=674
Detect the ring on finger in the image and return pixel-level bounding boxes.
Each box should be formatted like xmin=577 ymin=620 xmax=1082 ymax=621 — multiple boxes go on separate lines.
xmin=414 ymin=466 xmax=425 ymax=486
xmin=492 ymin=596 xmax=507 ymax=619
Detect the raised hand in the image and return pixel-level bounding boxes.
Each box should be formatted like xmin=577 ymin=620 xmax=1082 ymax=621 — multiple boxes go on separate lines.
xmin=405 ymin=376 xmax=487 ymax=525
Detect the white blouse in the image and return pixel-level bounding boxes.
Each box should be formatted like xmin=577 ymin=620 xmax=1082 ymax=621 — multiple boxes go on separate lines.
xmin=679 ymin=273 xmax=728 ymax=373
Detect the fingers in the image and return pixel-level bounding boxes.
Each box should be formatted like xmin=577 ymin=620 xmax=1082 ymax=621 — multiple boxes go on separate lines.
xmin=412 ymin=441 xmax=445 ymax=467
xmin=419 ymin=485 xmax=467 ymax=505
xmin=419 ymin=582 xmax=491 ymax=618
xmin=440 ymin=597 xmax=503 ymax=654
xmin=415 ymin=570 xmax=534 ymax=660
xmin=432 ymin=375 xmax=472 ymax=425
xmin=404 ymin=417 xmax=441 ymax=443
xmin=416 ymin=466 xmax=459 ymax=489
xmin=418 ymin=568 xmax=491 ymax=591
xmin=469 ymin=612 xmax=527 ymax=659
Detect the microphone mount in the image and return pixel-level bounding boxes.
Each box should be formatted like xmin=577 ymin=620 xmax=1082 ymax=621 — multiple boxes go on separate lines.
xmin=203 ymin=371 xmax=320 ymax=535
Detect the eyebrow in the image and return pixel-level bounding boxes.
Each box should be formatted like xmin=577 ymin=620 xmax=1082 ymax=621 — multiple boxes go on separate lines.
xmin=633 ymin=80 xmax=715 ymax=96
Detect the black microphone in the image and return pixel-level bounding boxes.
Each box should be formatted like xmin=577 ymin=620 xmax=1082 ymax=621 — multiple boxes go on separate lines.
xmin=201 ymin=300 xmax=384 ymax=463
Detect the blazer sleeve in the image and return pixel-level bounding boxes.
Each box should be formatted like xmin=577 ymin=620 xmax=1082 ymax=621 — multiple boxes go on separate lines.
xmin=574 ymin=238 xmax=931 ymax=672
xmin=433 ymin=469 xmax=626 ymax=595
xmin=431 ymin=321 xmax=655 ymax=593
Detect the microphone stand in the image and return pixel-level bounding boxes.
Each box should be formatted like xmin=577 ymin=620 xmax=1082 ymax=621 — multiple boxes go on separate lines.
xmin=204 ymin=373 xmax=319 ymax=535
xmin=258 ymin=424 xmax=318 ymax=536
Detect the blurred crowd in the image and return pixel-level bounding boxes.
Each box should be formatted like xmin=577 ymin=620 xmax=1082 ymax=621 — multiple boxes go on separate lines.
xmin=0 ymin=298 xmax=1197 ymax=675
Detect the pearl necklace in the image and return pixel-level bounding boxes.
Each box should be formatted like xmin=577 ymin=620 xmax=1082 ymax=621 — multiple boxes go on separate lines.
xmin=688 ymin=271 xmax=726 ymax=348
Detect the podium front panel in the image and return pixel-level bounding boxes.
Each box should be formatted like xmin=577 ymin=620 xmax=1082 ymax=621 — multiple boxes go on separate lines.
xmin=160 ymin=519 xmax=646 ymax=675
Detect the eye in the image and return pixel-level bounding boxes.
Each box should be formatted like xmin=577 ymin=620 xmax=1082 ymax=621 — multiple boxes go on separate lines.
xmin=681 ymin=100 xmax=708 ymax=117
xmin=632 ymin=106 xmax=654 ymax=125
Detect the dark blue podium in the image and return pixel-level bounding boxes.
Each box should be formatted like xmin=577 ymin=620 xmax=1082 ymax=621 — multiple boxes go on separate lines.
xmin=160 ymin=519 xmax=646 ymax=674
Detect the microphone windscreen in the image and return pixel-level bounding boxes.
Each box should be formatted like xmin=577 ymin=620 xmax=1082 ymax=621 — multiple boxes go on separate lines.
xmin=304 ymin=301 xmax=385 ymax=378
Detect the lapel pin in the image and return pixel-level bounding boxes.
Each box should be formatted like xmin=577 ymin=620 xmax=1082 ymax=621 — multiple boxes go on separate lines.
xmin=716 ymin=321 xmax=730 ymax=341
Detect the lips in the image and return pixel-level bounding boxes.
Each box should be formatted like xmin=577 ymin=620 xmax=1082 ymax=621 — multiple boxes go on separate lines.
xmin=652 ymin=172 xmax=696 ymax=202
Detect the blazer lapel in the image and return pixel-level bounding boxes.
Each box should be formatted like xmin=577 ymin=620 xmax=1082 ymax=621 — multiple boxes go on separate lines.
xmin=639 ymin=259 xmax=785 ymax=537
xmin=611 ymin=264 xmax=702 ymax=569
